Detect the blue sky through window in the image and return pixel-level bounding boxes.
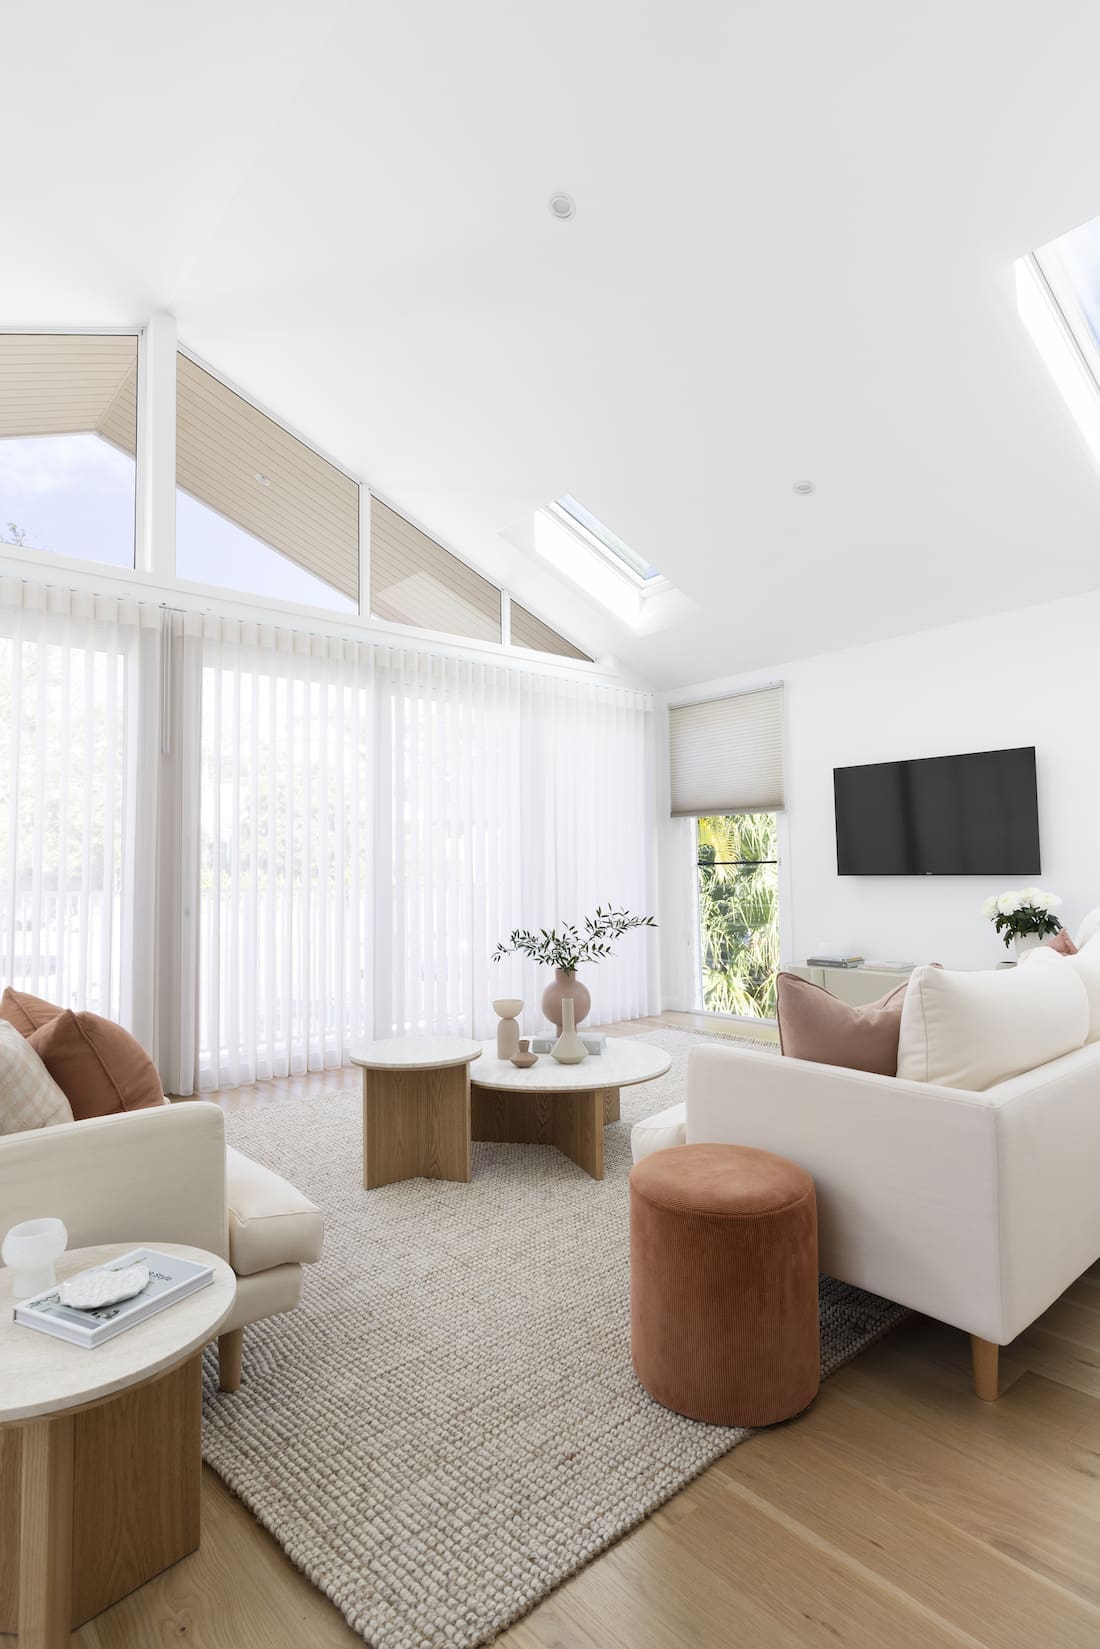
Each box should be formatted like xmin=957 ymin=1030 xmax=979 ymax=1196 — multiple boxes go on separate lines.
xmin=176 ymin=489 xmax=358 ymax=612
xmin=0 ymin=433 xmax=135 ymax=567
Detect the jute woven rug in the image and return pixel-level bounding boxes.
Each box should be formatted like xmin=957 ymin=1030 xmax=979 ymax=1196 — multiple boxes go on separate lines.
xmin=202 ymin=1028 xmax=906 ymax=1649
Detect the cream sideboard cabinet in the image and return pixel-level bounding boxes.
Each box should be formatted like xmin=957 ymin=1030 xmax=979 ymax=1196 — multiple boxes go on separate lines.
xmin=784 ymin=964 xmax=915 ymax=1006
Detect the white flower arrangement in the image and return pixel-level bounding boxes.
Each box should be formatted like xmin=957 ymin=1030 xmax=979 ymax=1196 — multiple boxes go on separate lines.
xmin=980 ymin=888 xmax=1063 ymax=948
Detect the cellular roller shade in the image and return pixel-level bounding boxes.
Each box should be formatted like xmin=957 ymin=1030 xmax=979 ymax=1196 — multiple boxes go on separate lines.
xmin=176 ymin=355 xmax=360 ymax=602
xmin=510 ymin=601 xmax=591 ymax=661
xmin=0 ymin=333 xmax=137 ymax=443
xmin=669 ymin=685 xmax=785 ymax=816
xmin=370 ymin=497 xmax=501 ymax=642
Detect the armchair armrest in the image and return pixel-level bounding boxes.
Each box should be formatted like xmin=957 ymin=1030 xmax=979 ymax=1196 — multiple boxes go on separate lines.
xmin=0 ymin=1102 xmax=228 ymax=1261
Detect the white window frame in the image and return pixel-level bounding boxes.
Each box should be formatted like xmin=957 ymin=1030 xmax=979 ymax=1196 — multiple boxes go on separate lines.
xmin=0 ymin=314 xmax=617 ymax=684
xmin=546 ymin=499 xmax=669 ymax=596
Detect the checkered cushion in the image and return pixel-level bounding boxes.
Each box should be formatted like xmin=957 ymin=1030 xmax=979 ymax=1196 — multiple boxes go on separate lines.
xmin=0 ymin=1019 xmax=73 ymax=1133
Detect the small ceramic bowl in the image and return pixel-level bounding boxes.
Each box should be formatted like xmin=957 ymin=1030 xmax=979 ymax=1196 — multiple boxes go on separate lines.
xmin=492 ymin=998 xmax=524 ymax=1019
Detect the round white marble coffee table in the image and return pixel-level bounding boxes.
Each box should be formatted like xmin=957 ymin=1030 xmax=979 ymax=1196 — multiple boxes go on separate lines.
xmin=470 ymin=1037 xmax=672 ymax=1180
xmin=0 ymin=1241 xmax=235 ymax=1647
xmin=351 ymin=1036 xmax=483 ymax=1188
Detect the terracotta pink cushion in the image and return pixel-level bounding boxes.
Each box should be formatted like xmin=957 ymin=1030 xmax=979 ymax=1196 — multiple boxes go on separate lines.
xmin=776 ymin=972 xmax=910 ymax=1076
xmin=1046 ymin=928 xmax=1079 ymax=956
xmin=0 ymin=986 xmax=64 ymax=1037
xmin=27 ymin=1010 xmax=164 ymax=1120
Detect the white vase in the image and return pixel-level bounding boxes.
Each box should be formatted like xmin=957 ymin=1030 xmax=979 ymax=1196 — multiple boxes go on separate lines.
xmin=1013 ymin=933 xmax=1042 ymax=961
xmin=551 ymin=997 xmax=588 ymax=1065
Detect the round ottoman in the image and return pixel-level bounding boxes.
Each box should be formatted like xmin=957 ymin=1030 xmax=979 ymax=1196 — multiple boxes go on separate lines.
xmin=629 ymin=1143 xmax=819 ymax=1426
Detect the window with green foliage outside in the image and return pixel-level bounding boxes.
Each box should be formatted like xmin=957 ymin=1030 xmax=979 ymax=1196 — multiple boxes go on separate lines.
xmin=696 ymin=813 xmax=779 ymax=1018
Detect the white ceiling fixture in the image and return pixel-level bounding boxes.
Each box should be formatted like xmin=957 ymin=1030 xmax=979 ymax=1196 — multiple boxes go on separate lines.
xmin=548 ymin=193 xmax=576 ymax=221
xmin=792 ymin=480 xmax=816 ymax=496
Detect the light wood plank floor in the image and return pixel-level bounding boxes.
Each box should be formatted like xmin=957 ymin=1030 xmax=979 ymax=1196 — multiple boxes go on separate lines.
xmin=48 ymin=1014 xmax=1100 ymax=1648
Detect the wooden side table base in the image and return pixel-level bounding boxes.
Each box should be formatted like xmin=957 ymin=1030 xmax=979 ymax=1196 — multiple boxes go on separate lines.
xmin=471 ymin=1084 xmax=619 ymax=1180
xmin=362 ymin=1065 xmax=472 ymax=1188
xmin=0 ymin=1354 xmax=202 ymax=1641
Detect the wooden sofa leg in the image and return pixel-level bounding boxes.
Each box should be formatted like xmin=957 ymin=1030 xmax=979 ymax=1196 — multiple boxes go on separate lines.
xmin=218 ymin=1328 xmax=244 ymax=1393
xmin=970 ymin=1335 xmax=1000 ymax=1401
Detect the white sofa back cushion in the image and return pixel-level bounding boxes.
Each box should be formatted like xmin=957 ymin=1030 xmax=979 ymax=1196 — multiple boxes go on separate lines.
xmin=1077 ymin=908 xmax=1100 ymax=950
xmin=1022 ymin=931 xmax=1100 ymax=1044
xmin=897 ymin=951 xmax=1089 ymax=1090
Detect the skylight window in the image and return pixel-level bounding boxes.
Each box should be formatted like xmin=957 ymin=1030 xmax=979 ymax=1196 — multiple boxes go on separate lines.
xmin=1018 ymin=215 xmax=1100 ymax=470
xmin=552 ymin=495 xmax=661 ymax=584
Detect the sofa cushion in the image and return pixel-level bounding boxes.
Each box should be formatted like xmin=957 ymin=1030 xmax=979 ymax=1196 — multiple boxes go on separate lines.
xmin=0 ymin=987 xmax=64 ymax=1037
xmin=776 ymin=971 xmax=909 ymax=1075
xmin=1077 ymin=908 xmax=1100 ymax=950
xmin=28 ymin=1011 xmax=165 ymax=1119
xmin=630 ymin=1101 xmax=687 ymax=1163
xmin=225 ymin=1145 xmax=324 ymax=1276
xmin=897 ymin=950 xmax=1089 ymax=1091
xmin=1023 ymin=932 xmax=1100 ymax=1043
xmin=1046 ymin=928 xmax=1079 ymax=956
xmin=0 ymin=1020 xmax=74 ymax=1132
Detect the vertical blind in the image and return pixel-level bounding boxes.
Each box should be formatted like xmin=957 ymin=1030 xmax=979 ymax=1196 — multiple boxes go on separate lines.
xmin=0 ymin=578 xmax=653 ymax=1092
xmin=668 ymin=685 xmax=785 ymax=816
xmin=0 ymin=579 xmax=161 ymax=1032
xmin=190 ymin=626 xmax=653 ymax=1088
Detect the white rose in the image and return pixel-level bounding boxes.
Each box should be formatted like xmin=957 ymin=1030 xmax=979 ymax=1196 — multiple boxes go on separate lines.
xmin=980 ymin=896 xmax=998 ymax=918
xmin=1039 ymin=891 xmax=1062 ymax=910
xmin=997 ymin=892 xmax=1019 ymax=915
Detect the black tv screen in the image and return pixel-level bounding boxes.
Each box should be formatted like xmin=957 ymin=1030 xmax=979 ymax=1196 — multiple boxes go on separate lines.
xmin=834 ymin=746 xmax=1040 ymax=876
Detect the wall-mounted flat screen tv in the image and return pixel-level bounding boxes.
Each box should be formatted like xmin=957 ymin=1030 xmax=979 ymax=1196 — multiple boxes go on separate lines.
xmin=834 ymin=746 xmax=1040 ymax=875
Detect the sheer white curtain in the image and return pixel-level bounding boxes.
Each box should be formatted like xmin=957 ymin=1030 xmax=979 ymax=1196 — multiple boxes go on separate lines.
xmin=192 ymin=619 xmax=375 ymax=1089
xmin=0 ymin=577 xmax=162 ymax=1037
xmin=373 ymin=648 xmax=654 ymax=1041
xmin=192 ymin=625 xmax=654 ymax=1090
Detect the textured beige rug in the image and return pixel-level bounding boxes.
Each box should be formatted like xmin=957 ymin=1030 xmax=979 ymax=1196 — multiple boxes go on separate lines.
xmin=202 ymin=1028 xmax=905 ymax=1649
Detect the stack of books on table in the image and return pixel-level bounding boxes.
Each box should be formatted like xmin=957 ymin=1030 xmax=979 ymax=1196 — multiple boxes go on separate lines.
xmin=529 ymin=1033 xmax=607 ymax=1055
xmin=806 ymin=954 xmax=865 ymax=969
xmin=14 ymin=1246 xmax=214 ymax=1348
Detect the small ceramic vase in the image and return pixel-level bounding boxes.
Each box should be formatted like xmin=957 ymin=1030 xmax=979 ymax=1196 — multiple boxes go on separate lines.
xmin=510 ymin=1039 xmax=538 ymax=1069
xmin=1013 ymin=934 xmax=1042 ymax=961
xmin=492 ymin=998 xmax=523 ymax=1060
xmin=551 ymin=997 xmax=588 ymax=1065
xmin=541 ymin=968 xmax=592 ymax=1031
xmin=1 ymin=1216 xmax=68 ymax=1300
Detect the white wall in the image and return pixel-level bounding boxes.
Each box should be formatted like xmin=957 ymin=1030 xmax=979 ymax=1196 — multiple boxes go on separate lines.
xmin=656 ymin=589 xmax=1100 ymax=1008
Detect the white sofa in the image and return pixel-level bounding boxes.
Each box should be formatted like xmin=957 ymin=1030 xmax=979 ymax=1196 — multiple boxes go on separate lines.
xmin=633 ymin=933 xmax=1100 ymax=1400
xmin=0 ymin=1099 xmax=323 ymax=1390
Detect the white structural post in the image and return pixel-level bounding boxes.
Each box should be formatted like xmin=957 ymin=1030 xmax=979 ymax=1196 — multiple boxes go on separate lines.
xmin=136 ymin=310 xmax=178 ymax=581
xmin=358 ymin=484 xmax=371 ymax=617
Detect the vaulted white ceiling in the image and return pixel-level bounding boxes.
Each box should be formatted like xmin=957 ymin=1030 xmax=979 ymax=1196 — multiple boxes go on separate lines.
xmin=6 ymin=1 xmax=1100 ymax=687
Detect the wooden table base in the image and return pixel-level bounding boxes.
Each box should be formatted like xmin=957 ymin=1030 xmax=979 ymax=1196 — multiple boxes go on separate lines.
xmin=362 ymin=1064 xmax=472 ymax=1188
xmin=0 ymin=1354 xmax=202 ymax=1644
xmin=471 ymin=1085 xmax=621 ymax=1180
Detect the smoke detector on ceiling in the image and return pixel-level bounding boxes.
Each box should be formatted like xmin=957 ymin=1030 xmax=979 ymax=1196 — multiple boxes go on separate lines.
xmin=549 ymin=193 xmax=576 ymax=221
xmin=792 ymin=479 xmax=816 ymax=495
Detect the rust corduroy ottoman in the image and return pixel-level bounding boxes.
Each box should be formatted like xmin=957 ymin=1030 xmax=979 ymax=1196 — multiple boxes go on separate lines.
xmin=629 ymin=1143 xmax=819 ymax=1426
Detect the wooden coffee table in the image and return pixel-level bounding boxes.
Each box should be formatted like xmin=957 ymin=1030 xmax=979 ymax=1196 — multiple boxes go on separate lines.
xmin=470 ymin=1038 xmax=672 ymax=1181
xmin=0 ymin=1241 xmax=235 ymax=1648
xmin=352 ymin=1036 xmax=483 ymax=1188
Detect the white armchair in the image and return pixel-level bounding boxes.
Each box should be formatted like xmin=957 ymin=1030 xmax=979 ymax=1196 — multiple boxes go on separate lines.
xmin=0 ymin=1100 xmax=323 ymax=1389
